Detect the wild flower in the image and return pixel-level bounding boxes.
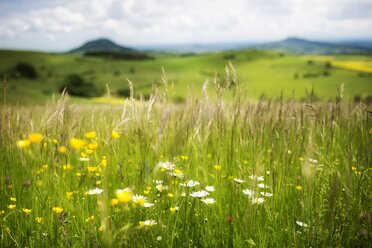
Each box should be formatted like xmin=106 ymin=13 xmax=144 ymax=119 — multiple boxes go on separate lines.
xmin=168 ymin=193 xmax=174 ymax=198
xmin=257 ymin=183 xmax=269 ymax=189
xmin=205 ymin=186 xmax=215 ymax=192
xmin=28 ymin=133 xmax=43 ymax=143
xmin=242 ymin=189 xmax=255 ymax=197
xmin=170 ymin=206 xmax=179 ymax=212
xmin=213 ymin=165 xmax=221 ymax=171
xmin=87 ymin=143 xmax=98 ymax=150
xmin=143 ymin=202 xmax=154 ymax=208
xmin=132 ymin=195 xmax=147 ymax=206
xmin=58 ymin=146 xmax=67 ymax=154
xmin=7 ymin=204 xmax=16 ymax=210
xmin=87 ymin=166 xmax=97 ymax=172
xmin=157 ymin=161 xmax=176 ymax=171
xmin=308 ymin=158 xmax=318 ymax=163
xmin=139 ymin=219 xmax=157 ymax=227
xmin=156 ymin=236 xmax=162 ymax=241
xmin=35 ymin=217 xmax=43 ymax=223
xmin=10 ymin=197 xmax=16 ymax=202
xmin=66 ymin=192 xmax=74 ymax=199
xmin=296 ymin=185 xmax=302 ymax=191
xmin=181 ymin=180 xmax=200 ymax=187
xmin=156 ymin=184 xmax=168 ymax=192
xmin=16 ymin=139 xmax=30 ymax=148
xmin=168 ymin=169 xmax=184 ymax=178
xmin=201 ymin=198 xmax=215 ymax=205
xmin=69 ymin=138 xmax=85 ymax=150
xmin=85 ymin=215 xmax=95 ymax=222
xmin=260 ymin=192 xmax=273 ymax=197
xmin=190 ymin=190 xmax=209 ymax=198
xmin=251 ymin=198 xmax=265 ymax=204
xmin=85 ymin=131 xmax=96 ymax=139
xmin=180 ymin=155 xmax=188 ymax=160
xmin=111 ymin=198 xmax=119 ymax=206
xmin=116 ymin=190 xmax=132 ymax=203
xmin=296 ymin=221 xmax=308 ymax=227
xmin=233 ymin=178 xmax=246 ymax=183
xmin=111 ymin=130 xmax=120 ymax=139
xmin=22 ymin=208 xmax=32 ymax=214
xmin=87 ymin=188 xmax=104 ymax=195
xmin=249 ymin=175 xmax=264 ymax=181
xmin=52 ymin=207 xmax=64 ymax=214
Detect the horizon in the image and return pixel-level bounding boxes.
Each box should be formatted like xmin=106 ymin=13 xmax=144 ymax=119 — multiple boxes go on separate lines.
xmin=1 ymin=0 xmax=372 ymax=52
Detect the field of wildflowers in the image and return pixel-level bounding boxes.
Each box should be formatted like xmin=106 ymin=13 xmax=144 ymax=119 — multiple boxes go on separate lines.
xmin=0 ymin=73 xmax=371 ymax=247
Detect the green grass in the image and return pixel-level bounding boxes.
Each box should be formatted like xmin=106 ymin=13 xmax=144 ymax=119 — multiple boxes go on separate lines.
xmin=0 ymin=79 xmax=371 ymax=247
xmin=1 ymin=49 xmax=371 ymax=104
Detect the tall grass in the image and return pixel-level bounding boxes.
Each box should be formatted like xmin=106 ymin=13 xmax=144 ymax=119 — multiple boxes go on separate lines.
xmin=0 ymin=69 xmax=371 ymax=247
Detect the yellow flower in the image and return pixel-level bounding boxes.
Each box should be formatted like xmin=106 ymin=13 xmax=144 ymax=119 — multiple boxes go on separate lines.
xmin=111 ymin=198 xmax=119 ymax=206
xmin=28 ymin=133 xmax=43 ymax=143
xmin=243 ymin=160 xmax=248 ymax=165
xmin=213 ymin=165 xmax=221 ymax=171
xmin=298 ymin=157 xmax=304 ymax=161
xmin=111 ymin=130 xmax=120 ymax=139
xmin=10 ymin=197 xmax=16 ymax=202
xmin=35 ymin=217 xmax=43 ymax=223
xmin=22 ymin=208 xmax=32 ymax=214
xmin=87 ymin=166 xmax=97 ymax=173
xmin=53 ymin=139 xmax=58 ymax=144
xmin=85 ymin=131 xmax=97 ymax=139
xmin=351 ymin=166 xmax=357 ymax=171
xmin=66 ymin=192 xmax=74 ymax=199
xmin=58 ymin=146 xmax=67 ymax=154
xmin=98 ymin=225 xmax=104 ymax=232
xmin=52 ymin=207 xmax=64 ymax=214
xmin=170 ymin=206 xmax=179 ymax=213
xmin=7 ymin=204 xmax=16 ymax=210
xmin=168 ymin=193 xmax=174 ymax=198
xmin=296 ymin=185 xmax=303 ymax=191
xmin=116 ymin=191 xmax=132 ymax=204
xmin=88 ymin=143 xmax=98 ymax=150
xmin=76 ymin=172 xmax=82 ymax=177
xmin=180 ymin=155 xmax=188 ymax=160
xmin=0 ymin=210 xmax=5 ymax=215
xmin=69 ymin=138 xmax=85 ymax=150
xmin=63 ymin=164 xmax=73 ymax=170
xmin=16 ymin=139 xmax=31 ymax=148
xmin=85 ymin=215 xmax=95 ymax=222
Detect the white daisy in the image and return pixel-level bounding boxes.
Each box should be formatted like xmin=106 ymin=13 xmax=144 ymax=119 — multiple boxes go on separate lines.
xmin=260 ymin=192 xmax=273 ymax=197
xmin=201 ymin=198 xmax=215 ymax=205
xmin=242 ymin=189 xmax=255 ymax=197
xmin=296 ymin=221 xmax=308 ymax=227
xmin=143 ymin=202 xmax=154 ymax=208
xmin=190 ymin=190 xmax=209 ymax=198
xmin=156 ymin=184 xmax=168 ymax=192
xmin=116 ymin=188 xmax=131 ymax=194
xmin=87 ymin=188 xmax=104 ymax=195
xmin=157 ymin=161 xmax=176 ymax=171
xmin=233 ymin=178 xmax=246 ymax=183
xmin=251 ymin=197 xmax=265 ymax=204
xmin=181 ymin=180 xmax=200 ymax=187
xmin=140 ymin=219 xmax=157 ymax=226
xmin=257 ymin=183 xmax=270 ymax=189
xmin=249 ymin=175 xmax=264 ymax=181
xmin=205 ymin=186 xmax=215 ymax=192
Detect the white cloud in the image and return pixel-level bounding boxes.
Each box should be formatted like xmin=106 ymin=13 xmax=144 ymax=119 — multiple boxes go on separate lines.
xmin=0 ymin=0 xmax=371 ymax=50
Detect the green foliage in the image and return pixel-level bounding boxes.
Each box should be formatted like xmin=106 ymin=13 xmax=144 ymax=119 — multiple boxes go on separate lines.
xmin=84 ymin=51 xmax=154 ymax=60
xmin=59 ymin=74 xmax=104 ymax=97
xmin=8 ymin=62 xmax=38 ymax=79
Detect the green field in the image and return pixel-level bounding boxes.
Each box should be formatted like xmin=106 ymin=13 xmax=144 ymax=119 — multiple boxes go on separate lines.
xmin=0 ymin=85 xmax=371 ymax=246
xmin=1 ymin=49 xmax=371 ymax=104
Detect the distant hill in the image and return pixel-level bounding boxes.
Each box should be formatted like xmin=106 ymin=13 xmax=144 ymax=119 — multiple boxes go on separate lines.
xmin=254 ymin=37 xmax=372 ymax=54
xmin=70 ymin=38 xmax=154 ymax=60
xmin=70 ymin=38 xmax=136 ymax=53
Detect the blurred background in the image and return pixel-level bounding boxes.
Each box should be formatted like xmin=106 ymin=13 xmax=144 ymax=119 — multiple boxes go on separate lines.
xmin=0 ymin=0 xmax=371 ymax=104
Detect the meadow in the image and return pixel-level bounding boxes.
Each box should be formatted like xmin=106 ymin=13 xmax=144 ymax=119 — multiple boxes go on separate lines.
xmin=1 ymin=49 xmax=372 ymax=105
xmin=0 ymin=70 xmax=371 ymax=247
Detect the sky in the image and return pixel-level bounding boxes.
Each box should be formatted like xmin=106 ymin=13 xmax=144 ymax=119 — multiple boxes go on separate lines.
xmin=0 ymin=0 xmax=372 ymax=51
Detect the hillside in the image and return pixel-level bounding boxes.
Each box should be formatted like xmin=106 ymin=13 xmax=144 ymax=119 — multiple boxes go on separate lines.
xmin=255 ymin=37 xmax=372 ymax=54
xmin=70 ymin=38 xmax=136 ymax=53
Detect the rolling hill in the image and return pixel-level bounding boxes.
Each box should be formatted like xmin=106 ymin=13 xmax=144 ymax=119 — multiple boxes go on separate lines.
xmin=255 ymin=37 xmax=372 ymax=54
xmin=70 ymin=38 xmax=136 ymax=53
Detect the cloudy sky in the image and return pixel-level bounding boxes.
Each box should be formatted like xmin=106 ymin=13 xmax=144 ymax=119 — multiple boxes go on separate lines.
xmin=0 ymin=0 xmax=372 ymax=51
